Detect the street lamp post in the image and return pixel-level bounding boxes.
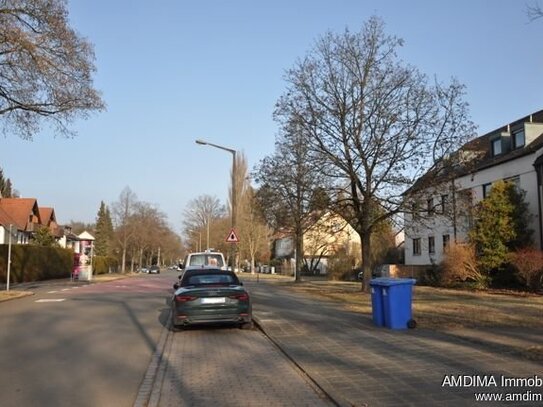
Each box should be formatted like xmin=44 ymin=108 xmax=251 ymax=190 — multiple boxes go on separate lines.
xmin=195 ymin=139 xmax=237 ymax=266
xmin=6 ymin=224 xmax=13 ymax=291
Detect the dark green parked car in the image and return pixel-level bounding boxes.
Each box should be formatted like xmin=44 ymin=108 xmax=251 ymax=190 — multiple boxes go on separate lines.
xmin=171 ymin=268 xmax=253 ymax=330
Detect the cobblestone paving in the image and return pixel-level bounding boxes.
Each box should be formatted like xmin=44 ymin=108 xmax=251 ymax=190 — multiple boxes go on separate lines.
xmin=154 ymin=326 xmax=333 ymax=407
xmin=246 ymin=281 xmax=543 ymax=407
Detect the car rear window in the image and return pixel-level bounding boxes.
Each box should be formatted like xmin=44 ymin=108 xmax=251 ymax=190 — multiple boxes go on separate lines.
xmin=183 ymin=273 xmax=238 ymax=286
xmin=188 ymin=254 xmax=224 ymax=267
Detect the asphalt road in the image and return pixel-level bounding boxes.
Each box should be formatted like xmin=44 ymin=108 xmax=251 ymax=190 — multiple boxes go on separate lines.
xmin=0 ymin=272 xmax=175 ymax=407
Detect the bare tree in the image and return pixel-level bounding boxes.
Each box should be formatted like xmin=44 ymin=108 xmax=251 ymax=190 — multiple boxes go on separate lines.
xmin=0 ymin=0 xmax=105 ymax=139
xmin=275 ymin=17 xmax=475 ymax=290
xmin=229 ymin=152 xmax=249 ymax=228
xmin=238 ymin=186 xmax=271 ymax=273
xmin=527 ymin=2 xmax=543 ymax=20
xmin=182 ymin=195 xmax=226 ymax=251
xmin=131 ymin=202 xmax=166 ymax=267
xmin=229 ymin=152 xmax=250 ymax=267
xmin=112 ymin=187 xmax=138 ymax=272
xmin=254 ymin=121 xmax=327 ymax=281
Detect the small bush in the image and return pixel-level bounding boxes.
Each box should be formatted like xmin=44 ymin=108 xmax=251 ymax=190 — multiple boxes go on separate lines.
xmin=508 ymin=248 xmax=543 ymax=292
xmin=327 ymin=249 xmax=357 ymax=281
xmin=440 ymin=243 xmax=489 ymax=288
xmin=93 ymin=256 xmax=119 ymax=275
xmin=418 ymin=264 xmax=441 ymax=287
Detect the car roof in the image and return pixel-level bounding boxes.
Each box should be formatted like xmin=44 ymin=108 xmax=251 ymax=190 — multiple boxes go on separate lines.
xmin=183 ymin=267 xmax=230 ymax=275
xmin=187 ymin=250 xmax=223 ymax=255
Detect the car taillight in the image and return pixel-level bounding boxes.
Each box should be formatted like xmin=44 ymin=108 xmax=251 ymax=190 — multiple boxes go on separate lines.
xmin=229 ymin=293 xmax=249 ymax=301
xmin=175 ymin=295 xmax=197 ymax=302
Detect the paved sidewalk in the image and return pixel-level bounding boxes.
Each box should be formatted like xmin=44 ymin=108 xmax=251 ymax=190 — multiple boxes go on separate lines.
xmin=147 ymin=324 xmax=333 ymax=407
xmin=246 ymin=278 xmax=543 ymax=407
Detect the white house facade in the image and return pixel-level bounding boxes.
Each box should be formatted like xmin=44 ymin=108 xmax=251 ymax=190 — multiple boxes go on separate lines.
xmin=405 ymin=110 xmax=543 ymax=266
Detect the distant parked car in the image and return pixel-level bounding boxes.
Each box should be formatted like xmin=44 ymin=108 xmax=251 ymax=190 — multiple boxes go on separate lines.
xmin=171 ymin=268 xmax=252 ymax=331
xmin=149 ymin=265 xmax=161 ymax=274
xmin=138 ymin=267 xmax=149 ymax=274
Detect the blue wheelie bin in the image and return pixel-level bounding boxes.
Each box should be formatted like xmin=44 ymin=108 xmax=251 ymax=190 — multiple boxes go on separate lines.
xmin=380 ymin=278 xmax=416 ymax=329
xmin=369 ymin=279 xmax=386 ymax=327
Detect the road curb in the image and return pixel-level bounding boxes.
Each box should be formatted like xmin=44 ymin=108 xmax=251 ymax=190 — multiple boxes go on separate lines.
xmin=252 ymin=315 xmax=346 ymax=407
xmin=133 ymin=316 xmax=172 ymax=407
xmin=0 ymin=291 xmax=34 ymax=303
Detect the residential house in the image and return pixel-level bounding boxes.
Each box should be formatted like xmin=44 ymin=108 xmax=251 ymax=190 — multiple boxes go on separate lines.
xmin=0 ymin=198 xmax=42 ymax=244
xmin=39 ymin=207 xmax=64 ymax=240
xmin=404 ymin=109 xmax=543 ymax=267
xmin=273 ymin=211 xmax=362 ymax=274
xmin=58 ymin=225 xmax=81 ymax=251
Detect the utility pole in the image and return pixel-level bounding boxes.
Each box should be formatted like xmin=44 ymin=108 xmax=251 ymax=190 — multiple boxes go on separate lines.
xmin=6 ymin=224 xmax=13 ymax=291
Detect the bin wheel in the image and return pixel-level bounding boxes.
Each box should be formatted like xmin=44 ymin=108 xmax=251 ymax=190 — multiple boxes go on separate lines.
xmin=407 ymin=319 xmax=417 ymax=329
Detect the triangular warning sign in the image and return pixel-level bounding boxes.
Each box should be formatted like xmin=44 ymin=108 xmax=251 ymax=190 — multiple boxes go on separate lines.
xmin=225 ymin=228 xmax=240 ymax=243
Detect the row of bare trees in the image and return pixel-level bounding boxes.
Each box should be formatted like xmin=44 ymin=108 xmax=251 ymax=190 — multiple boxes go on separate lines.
xmin=111 ymin=187 xmax=183 ymax=272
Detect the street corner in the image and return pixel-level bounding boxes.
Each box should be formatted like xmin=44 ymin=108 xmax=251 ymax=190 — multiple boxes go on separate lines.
xmin=0 ymin=290 xmax=34 ymax=303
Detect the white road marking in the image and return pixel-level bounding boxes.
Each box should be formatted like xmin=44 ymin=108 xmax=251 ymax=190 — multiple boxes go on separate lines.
xmin=35 ymin=299 xmax=66 ymax=303
xmin=47 ymin=291 xmax=58 ymax=294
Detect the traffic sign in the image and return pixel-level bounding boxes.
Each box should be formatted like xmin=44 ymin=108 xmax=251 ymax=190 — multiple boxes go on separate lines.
xmin=225 ymin=228 xmax=240 ymax=243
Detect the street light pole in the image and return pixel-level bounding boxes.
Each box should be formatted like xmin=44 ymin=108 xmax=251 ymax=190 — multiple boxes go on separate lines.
xmin=6 ymin=224 xmax=13 ymax=291
xmin=195 ymin=139 xmax=237 ymax=267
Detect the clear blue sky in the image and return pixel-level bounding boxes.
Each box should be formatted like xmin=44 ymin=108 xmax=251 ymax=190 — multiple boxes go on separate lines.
xmin=1 ymin=0 xmax=541 ymax=233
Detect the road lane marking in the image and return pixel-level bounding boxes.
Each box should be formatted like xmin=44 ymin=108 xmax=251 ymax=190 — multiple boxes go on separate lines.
xmin=47 ymin=291 xmax=59 ymax=294
xmin=35 ymin=299 xmax=66 ymax=303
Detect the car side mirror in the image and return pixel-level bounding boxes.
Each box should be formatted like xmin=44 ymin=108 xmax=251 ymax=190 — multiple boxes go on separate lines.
xmin=173 ymin=283 xmax=179 ymax=290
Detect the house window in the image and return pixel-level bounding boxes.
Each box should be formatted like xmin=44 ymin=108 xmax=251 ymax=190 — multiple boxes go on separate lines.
xmin=442 ymin=234 xmax=450 ymax=249
xmin=412 ymin=238 xmax=421 ymax=256
xmin=441 ymin=194 xmax=448 ymax=214
xmin=491 ymin=138 xmax=502 ymax=156
xmin=482 ymin=183 xmax=492 ymax=199
xmin=427 ymin=198 xmax=434 ymax=215
xmin=512 ymin=129 xmax=525 ymax=149
xmin=411 ymin=201 xmax=419 ymax=220
xmin=428 ymin=236 xmax=435 ymax=254
xmin=505 ymin=175 xmax=520 ymax=190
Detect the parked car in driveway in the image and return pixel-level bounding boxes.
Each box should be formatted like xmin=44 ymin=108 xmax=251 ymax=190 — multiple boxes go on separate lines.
xmin=171 ymin=268 xmax=252 ymax=330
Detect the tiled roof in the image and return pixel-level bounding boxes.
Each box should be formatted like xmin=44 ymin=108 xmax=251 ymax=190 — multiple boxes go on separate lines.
xmin=0 ymin=198 xmax=40 ymax=230
xmin=38 ymin=207 xmax=56 ymax=226
xmin=0 ymin=206 xmax=18 ymax=228
xmin=409 ymin=109 xmax=543 ymax=193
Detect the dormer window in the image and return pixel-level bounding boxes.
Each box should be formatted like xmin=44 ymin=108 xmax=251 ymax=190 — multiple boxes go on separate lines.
xmin=491 ymin=138 xmax=502 ymax=156
xmin=512 ymin=129 xmax=525 ymax=149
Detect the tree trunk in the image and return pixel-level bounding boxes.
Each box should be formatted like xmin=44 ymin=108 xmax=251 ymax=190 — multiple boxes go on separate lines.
xmin=361 ymin=232 xmax=372 ymax=292
xmin=295 ymin=227 xmax=303 ymax=282
xmin=121 ymin=247 xmax=127 ymax=273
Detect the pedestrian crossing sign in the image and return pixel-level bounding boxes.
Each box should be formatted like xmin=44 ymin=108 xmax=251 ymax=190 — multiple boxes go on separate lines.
xmin=225 ymin=228 xmax=240 ymax=243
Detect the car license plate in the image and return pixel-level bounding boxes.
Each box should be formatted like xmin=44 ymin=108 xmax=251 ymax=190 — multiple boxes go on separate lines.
xmin=201 ymin=297 xmax=226 ymax=304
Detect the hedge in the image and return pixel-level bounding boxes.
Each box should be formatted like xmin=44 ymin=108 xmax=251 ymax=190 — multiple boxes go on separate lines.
xmin=0 ymin=244 xmax=73 ymax=284
xmin=93 ymin=256 xmax=119 ymax=275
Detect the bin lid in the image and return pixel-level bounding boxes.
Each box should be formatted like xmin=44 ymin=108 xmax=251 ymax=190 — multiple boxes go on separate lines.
xmin=370 ymin=277 xmax=416 ymax=286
